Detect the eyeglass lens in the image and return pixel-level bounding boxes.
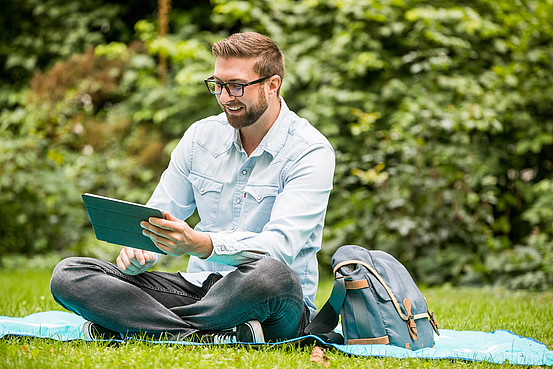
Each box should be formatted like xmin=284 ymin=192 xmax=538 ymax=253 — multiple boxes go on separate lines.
xmin=206 ymin=81 xmax=243 ymax=97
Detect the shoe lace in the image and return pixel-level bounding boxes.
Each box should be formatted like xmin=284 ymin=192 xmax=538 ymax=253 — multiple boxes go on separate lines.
xmin=209 ymin=330 xmax=238 ymax=344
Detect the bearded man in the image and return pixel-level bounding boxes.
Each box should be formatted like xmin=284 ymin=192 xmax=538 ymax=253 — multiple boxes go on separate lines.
xmin=51 ymin=32 xmax=335 ymax=343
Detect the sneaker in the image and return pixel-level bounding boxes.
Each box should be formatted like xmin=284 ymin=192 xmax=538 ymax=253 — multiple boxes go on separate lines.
xmin=82 ymin=321 xmax=122 ymax=340
xmin=237 ymin=320 xmax=265 ymax=343
xmin=193 ymin=320 xmax=265 ymax=344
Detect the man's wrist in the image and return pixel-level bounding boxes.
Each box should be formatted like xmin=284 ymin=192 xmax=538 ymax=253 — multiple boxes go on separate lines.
xmin=195 ymin=231 xmax=214 ymax=259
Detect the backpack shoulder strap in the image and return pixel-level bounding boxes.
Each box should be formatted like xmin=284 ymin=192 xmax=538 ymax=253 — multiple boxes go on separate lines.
xmin=304 ymin=275 xmax=346 ymax=338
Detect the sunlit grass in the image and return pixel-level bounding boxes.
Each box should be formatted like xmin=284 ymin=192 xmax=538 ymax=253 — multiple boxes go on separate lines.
xmin=1 ymin=268 xmax=552 ymax=368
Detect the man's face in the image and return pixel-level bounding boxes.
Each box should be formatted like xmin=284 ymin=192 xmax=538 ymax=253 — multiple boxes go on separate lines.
xmin=212 ymin=57 xmax=269 ymax=130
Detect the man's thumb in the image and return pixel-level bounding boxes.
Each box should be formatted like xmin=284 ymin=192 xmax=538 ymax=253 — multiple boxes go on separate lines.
xmin=163 ymin=211 xmax=180 ymax=222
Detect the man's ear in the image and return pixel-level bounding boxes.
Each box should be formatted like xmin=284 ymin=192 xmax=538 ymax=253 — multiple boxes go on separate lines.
xmin=267 ymin=75 xmax=281 ymax=97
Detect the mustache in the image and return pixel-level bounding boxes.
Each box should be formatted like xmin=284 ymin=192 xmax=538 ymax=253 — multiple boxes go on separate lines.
xmin=223 ymin=102 xmax=244 ymax=108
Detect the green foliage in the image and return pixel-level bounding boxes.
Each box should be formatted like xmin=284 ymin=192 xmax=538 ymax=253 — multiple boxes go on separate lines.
xmin=2 ymin=0 xmax=553 ymax=290
xmin=208 ymin=0 xmax=553 ymax=289
xmin=0 ymin=49 xmax=154 ymax=256
xmin=0 ymin=7 xmax=217 ymax=258
xmin=0 ymin=0 xmax=125 ymax=108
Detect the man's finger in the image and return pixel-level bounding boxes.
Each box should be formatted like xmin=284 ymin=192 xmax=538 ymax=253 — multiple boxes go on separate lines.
xmin=134 ymin=249 xmax=146 ymax=266
xmin=116 ymin=254 xmax=127 ymax=271
xmin=142 ymin=222 xmax=173 ymax=240
xmin=119 ymin=249 xmax=131 ymax=266
xmin=122 ymin=247 xmax=144 ymax=269
xmin=148 ymin=217 xmax=175 ymax=231
xmin=163 ymin=211 xmax=180 ymax=222
xmin=118 ymin=251 xmax=138 ymax=273
xmin=151 ymin=239 xmax=176 ymax=256
xmin=148 ymin=231 xmax=175 ymax=249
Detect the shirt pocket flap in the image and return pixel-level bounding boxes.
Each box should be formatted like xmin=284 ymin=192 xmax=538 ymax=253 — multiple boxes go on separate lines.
xmin=188 ymin=172 xmax=223 ymax=194
xmin=245 ymin=185 xmax=279 ymax=203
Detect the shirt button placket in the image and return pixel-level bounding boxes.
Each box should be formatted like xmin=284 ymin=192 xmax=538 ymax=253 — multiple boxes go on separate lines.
xmin=232 ymin=165 xmax=249 ymax=232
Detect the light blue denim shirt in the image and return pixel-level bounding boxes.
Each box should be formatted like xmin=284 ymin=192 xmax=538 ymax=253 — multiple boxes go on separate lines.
xmin=147 ymin=97 xmax=335 ymax=313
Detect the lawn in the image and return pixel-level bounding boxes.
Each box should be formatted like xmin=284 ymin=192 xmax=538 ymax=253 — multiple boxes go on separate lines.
xmin=0 ymin=267 xmax=552 ymax=368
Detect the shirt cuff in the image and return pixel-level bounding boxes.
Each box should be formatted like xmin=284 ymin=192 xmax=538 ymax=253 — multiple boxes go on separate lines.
xmin=205 ymin=232 xmax=268 ymax=266
xmin=207 ymin=232 xmax=237 ymax=255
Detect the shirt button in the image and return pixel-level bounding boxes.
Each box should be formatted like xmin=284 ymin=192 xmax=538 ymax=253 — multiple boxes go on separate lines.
xmin=235 ymin=198 xmax=241 ymax=204
xmin=242 ymin=170 xmax=248 ymax=175
xmin=257 ymin=196 xmax=262 ymax=201
xmin=200 ymin=188 xmax=206 ymax=194
xmin=230 ymin=226 xmax=236 ymax=231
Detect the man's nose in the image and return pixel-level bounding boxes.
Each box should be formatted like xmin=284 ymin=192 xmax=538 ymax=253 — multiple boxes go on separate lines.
xmin=219 ymin=86 xmax=235 ymax=104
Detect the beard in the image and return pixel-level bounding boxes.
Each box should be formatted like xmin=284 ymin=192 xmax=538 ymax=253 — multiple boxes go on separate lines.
xmin=223 ymin=90 xmax=269 ymax=130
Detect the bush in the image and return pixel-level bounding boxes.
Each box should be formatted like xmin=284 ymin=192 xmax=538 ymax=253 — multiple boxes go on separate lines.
xmin=2 ymin=0 xmax=553 ymax=290
xmin=0 ymin=13 xmax=217 ymax=258
xmin=209 ymin=0 xmax=553 ymax=288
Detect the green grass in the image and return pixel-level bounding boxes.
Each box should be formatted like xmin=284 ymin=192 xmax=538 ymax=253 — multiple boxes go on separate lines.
xmin=0 ymin=268 xmax=552 ymax=368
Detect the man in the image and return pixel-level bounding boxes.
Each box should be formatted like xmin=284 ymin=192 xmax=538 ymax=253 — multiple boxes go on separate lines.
xmin=50 ymin=32 xmax=335 ymax=343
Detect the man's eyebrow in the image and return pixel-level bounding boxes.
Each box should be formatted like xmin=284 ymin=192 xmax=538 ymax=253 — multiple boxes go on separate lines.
xmin=212 ymin=75 xmax=247 ymax=83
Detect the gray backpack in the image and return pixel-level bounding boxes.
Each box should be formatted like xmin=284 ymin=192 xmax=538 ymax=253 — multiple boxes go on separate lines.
xmin=305 ymin=245 xmax=440 ymax=350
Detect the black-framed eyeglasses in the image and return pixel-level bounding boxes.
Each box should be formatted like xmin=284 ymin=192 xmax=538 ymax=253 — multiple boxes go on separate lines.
xmin=204 ymin=76 xmax=271 ymax=97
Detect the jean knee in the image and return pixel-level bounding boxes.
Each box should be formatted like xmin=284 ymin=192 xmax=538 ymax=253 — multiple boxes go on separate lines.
xmin=50 ymin=257 xmax=90 ymax=302
xmin=247 ymin=258 xmax=303 ymax=298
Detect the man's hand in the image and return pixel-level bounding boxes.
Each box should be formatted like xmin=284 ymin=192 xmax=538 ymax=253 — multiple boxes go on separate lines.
xmin=116 ymin=247 xmax=157 ymax=275
xmin=140 ymin=212 xmax=213 ymax=259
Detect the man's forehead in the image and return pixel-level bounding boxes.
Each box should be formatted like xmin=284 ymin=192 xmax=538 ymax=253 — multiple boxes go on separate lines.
xmin=213 ymin=57 xmax=258 ymax=81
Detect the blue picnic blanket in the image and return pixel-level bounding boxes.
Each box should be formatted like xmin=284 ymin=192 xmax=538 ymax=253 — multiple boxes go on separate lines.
xmin=1 ymin=311 xmax=552 ymax=366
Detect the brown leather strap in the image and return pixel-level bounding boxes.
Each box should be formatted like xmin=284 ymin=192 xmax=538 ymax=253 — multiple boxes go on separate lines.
xmin=403 ymin=298 xmax=418 ymax=340
xmin=345 ymin=279 xmax=369 ymax=290
xmin=424 ymin=297 xmax=440 ymax=335
xmin=348 ymin=336 xmax=390 ymax=345
xmin=403 ymin=298 xmax=412 ymax=315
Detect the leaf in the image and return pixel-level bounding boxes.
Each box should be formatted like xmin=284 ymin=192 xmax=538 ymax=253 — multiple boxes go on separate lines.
xmin=310 ymin=346 xmax=330 ymax=367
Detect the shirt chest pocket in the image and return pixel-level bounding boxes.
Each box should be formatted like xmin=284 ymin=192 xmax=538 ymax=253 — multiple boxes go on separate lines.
xmin=243 ymin=185 xmax=279 ymax=232
xmin=188 ymin=172 xmax=223 ymax=226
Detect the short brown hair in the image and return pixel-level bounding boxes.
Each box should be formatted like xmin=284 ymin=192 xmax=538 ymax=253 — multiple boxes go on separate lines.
xmin=212 ymin=32 xmax=285 ymax=84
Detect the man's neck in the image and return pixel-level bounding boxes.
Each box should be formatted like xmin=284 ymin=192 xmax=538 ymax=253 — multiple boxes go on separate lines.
xmin=240 ymin=97 xmax=282 ymax=156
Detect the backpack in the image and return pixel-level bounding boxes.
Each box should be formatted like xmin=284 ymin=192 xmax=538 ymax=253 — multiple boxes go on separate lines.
xmin=305 ymin=245 xmax=440 ymax=350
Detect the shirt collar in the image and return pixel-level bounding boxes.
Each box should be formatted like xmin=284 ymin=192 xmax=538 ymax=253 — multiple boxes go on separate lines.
xmin=232 ymin=96 xmax=291 ymax=159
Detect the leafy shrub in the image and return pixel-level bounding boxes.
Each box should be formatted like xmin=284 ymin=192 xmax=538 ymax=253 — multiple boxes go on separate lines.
xmin=209 ymin=0 xmax=553 ymax=289
xmin=0 ymin=46 xmax=153 ymax=256
xmin=0 ymin=13 xmax=217 ymax=259
xmin=2 ymin=0 xmax=553 ymax=290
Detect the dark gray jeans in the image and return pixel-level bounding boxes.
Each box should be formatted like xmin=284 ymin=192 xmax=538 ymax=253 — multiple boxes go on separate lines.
xmin=50 ymin=257 xmax=309 ymax=341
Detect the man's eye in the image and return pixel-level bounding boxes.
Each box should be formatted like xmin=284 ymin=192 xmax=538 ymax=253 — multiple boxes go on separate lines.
xmin=228 ymin=84 xmax=242 ymax=92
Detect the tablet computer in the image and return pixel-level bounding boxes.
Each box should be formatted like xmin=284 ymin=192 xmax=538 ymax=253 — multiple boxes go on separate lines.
xmin=82 ymin=193 xmax=167 ymax=254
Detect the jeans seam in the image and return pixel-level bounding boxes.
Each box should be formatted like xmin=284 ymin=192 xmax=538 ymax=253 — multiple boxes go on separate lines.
xmin=97 ymin=264 xmax=201 ymax=300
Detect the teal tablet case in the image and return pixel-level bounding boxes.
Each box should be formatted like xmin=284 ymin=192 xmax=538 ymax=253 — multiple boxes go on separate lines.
xmin=82 ymin=193 xmax=166 ymax=254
